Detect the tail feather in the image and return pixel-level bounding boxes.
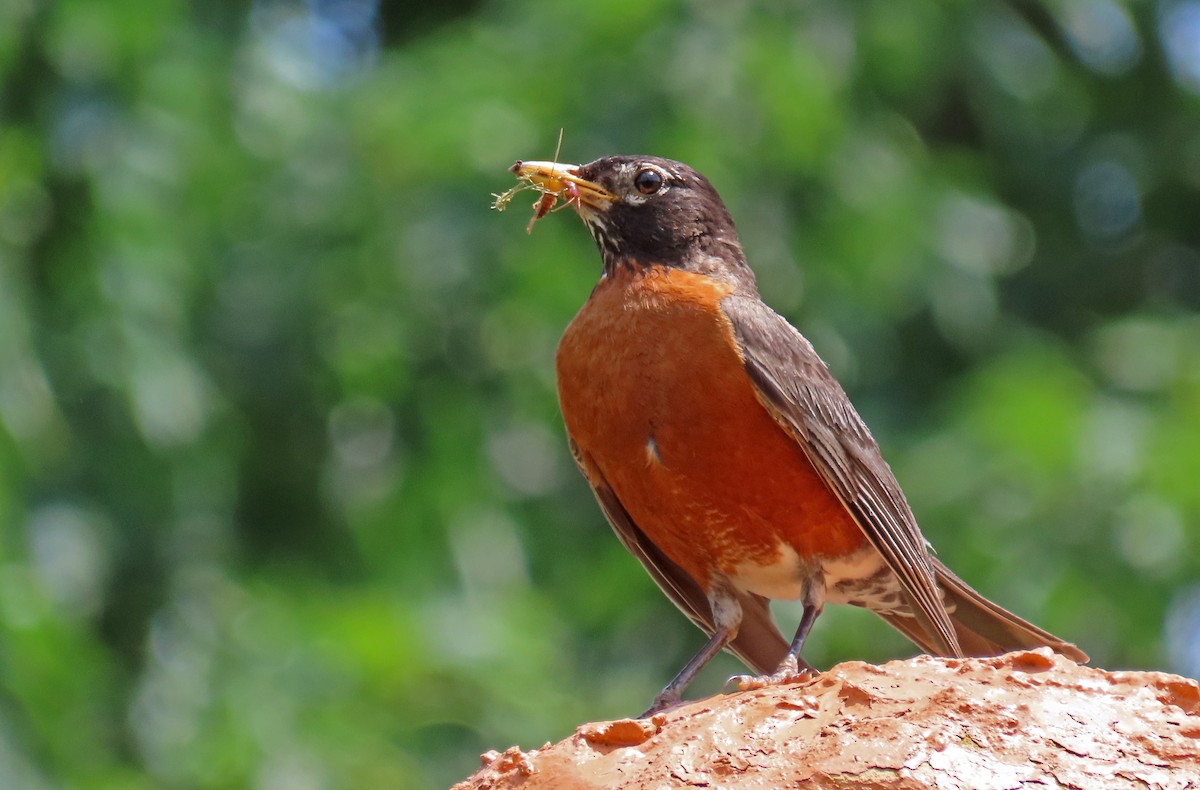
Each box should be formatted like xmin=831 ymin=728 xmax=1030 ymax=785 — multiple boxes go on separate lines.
xmin=729 ymin=590 xmax=795 ymax=675
xmin=879 ymin=557 xmax=1088 ymax=664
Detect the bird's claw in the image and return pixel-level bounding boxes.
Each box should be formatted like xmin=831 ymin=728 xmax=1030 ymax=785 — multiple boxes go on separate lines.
xmin=727 ymin=657 xmax=818 ymax=692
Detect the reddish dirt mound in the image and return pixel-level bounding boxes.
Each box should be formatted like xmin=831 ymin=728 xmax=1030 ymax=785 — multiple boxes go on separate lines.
xmin=454 ymin=650 xmax=1200 ymax=789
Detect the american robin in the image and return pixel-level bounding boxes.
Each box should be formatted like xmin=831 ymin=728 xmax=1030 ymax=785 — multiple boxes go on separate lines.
xmin=507 ymin=155 xmax=1087 ymax=716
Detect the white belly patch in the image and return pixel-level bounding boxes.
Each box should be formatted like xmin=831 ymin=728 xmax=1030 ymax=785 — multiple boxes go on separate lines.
xmin=824 ymin=547 xmax=912 ymax=615
xmin=730 ymin=540 xmax=807 ymax=600
xmin=726 ymin=541 xmax=935 ymax=618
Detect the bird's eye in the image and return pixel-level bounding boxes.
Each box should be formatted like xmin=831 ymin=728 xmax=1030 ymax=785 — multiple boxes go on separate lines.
xmin=634 ymin=168 xmax=665 ymax=195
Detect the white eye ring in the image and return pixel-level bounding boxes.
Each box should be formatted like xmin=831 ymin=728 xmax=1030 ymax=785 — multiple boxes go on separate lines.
xmin=634 ymin=167 xmax=665 ymax=195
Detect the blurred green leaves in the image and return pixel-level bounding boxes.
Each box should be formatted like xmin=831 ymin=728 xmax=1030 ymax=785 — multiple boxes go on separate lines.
xmin=2 ymin=0 xmax=1200 ymax=787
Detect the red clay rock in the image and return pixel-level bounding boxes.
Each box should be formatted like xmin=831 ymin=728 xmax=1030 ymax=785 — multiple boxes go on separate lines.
xmin=454 ymin=650 xmax=1200 ymax=789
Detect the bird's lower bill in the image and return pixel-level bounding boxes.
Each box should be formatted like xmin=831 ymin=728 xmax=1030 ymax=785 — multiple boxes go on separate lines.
xmin=509 ymin=160 xmax=617 ymax=211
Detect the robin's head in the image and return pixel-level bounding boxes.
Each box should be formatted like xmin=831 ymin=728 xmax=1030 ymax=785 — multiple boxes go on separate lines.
xmin=511 ymin=156 xmax=755 ymax=289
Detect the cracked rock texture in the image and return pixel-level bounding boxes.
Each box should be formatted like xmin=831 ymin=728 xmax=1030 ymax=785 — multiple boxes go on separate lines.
xmin=453 ymin=650 xmax=1200 ymax=789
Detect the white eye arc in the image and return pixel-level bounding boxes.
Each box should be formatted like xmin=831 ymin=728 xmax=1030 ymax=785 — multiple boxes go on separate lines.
xmin=634 ymin=167 xmax=665 ymax=195
xmin=623 ymin=164 xmax=671 ymax=205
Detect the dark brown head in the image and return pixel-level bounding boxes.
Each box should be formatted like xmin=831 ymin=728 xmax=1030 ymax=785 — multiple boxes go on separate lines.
xmin=511 ymin=155 xmax=757 ymax=291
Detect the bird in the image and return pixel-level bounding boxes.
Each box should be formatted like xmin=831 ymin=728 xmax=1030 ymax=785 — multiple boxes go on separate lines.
xmin=507 ymin=155 xmax=1087 ymax=716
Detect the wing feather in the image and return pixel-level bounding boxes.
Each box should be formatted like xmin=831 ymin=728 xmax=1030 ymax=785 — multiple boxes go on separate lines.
xmin=569 ymin=438 xmax=792 ymax=674
xmin=721 ymin=294 xmax=962 ymax=656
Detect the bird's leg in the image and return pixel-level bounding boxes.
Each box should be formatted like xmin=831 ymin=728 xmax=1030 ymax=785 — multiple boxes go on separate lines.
xmin=774 ymin=599 xmax=822 ymax=680
xmin=641 ymin=589 xmax=742 ymax=717
xmin=640 ymin=624 xmax=735 ymax=718
xmin=732 ymin=580 xmax=824 ymax=691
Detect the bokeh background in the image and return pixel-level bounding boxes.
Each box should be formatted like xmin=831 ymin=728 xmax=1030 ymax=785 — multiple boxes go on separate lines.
xmin=3 ymin=0 xmax=1200 ymax=786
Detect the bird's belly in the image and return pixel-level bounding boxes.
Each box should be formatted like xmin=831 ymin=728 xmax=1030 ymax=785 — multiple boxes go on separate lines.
xmin=556 ymin=268 xmax=866 ymax=595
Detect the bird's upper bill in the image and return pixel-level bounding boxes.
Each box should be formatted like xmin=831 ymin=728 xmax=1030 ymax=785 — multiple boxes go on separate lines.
xmin=508 ymin=160 xmax=618 ymax=210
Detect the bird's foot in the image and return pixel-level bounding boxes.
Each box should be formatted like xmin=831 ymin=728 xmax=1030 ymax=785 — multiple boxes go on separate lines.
xmin=727 ymin=655 xmax=818 ymax=692
xmin=639 ymin=689 xmax=684 ymax=719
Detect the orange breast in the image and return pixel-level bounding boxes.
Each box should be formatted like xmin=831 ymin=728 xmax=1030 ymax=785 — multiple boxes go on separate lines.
xmin=556 ymin=266 xmax=866 ymax=595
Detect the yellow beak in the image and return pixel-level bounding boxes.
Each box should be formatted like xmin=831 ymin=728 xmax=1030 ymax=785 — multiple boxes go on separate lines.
xmin=509 ymin=160 xmax=618 ymax=208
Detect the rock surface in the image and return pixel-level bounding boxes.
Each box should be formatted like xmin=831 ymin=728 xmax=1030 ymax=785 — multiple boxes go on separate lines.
xmin=453 ymin=650 xmax=1200 ymax=789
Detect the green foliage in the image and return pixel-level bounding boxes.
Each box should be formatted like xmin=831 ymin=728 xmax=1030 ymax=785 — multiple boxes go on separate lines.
xmin=2 ymin=0 xmax=1199 ymax=786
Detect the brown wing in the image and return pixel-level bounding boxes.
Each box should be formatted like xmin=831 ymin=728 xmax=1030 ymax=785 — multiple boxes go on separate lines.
xmin=721 ymin=294 xmax=962 ymax=657
xmin=569 ymin=438 xmax=792 ymax=674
